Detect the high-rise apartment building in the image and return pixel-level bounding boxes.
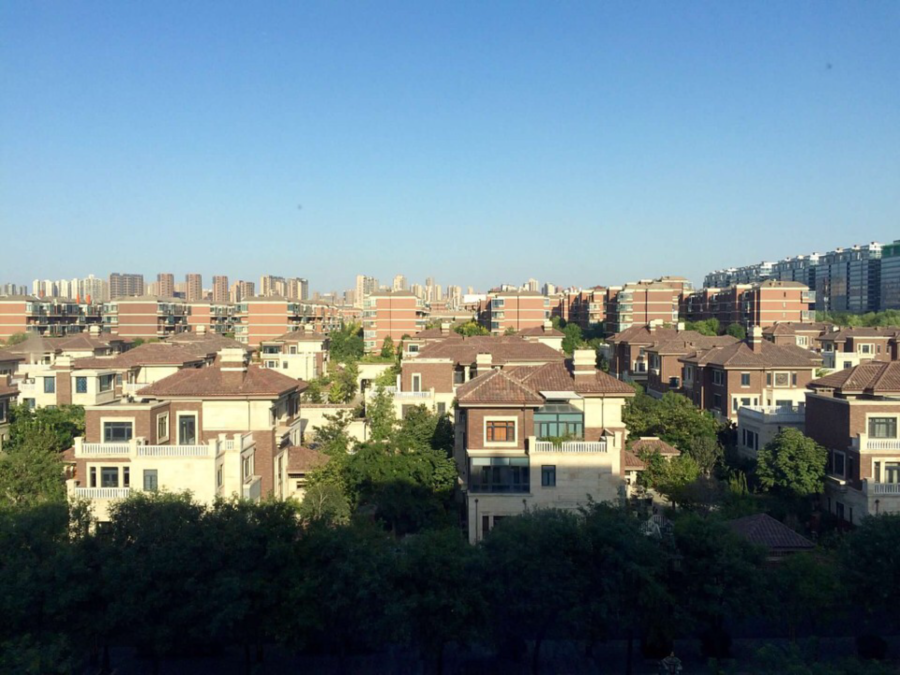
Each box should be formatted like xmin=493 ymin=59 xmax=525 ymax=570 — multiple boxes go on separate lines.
xmin=362 ymin=291 xmax=427 ymax=352
xmin=525 ymin=278 xmax=540 ymax=293
xmin=229 ymin=280 xmax=256 ymax=304
xmin=392 ymin=275 xmax=408 ymax=292
xmin=212 ymin=275 xmax=229 ymax=304
xmin=286 ymin=278 xmax=309 ymax=301
xmin=185 ymin=274 xmax=203 ymax=302
xmin=157 ymin=273 xmax=175 ymax=298
xmin=109 ymin=273 xmax=144 ymax=299
xmin=881 ymin=240 xmax=900 ymax=311
xmin=479 ymin=291 xmax=551 ymax=334
xmin=355 ymin=275 xmax=377 ymax=308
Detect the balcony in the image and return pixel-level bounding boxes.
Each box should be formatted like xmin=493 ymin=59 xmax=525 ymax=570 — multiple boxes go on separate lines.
xmin=529 ymin=438 xmax=608 ymax=453
xmin=851 ymin=435 xmax=900 ymax=453
xmin=73 ymin=435 xmax=249 ymax=458
xmin=73 ymin=487 xmax=132 ymax=499
xmin=243 ymin=475 xmax=262 ymax=501
xmin=739 ymin=405 xmax=806 ymax=424
xmin=863 ymin=480 xmax=900 ymax=495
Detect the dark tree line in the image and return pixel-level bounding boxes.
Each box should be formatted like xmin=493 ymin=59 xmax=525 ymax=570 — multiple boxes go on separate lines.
xmin=3 ymin=495 xmax=900 ymax=674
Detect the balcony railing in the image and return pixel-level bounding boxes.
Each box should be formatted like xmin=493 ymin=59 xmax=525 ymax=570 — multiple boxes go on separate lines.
xmin=863 ymin=480 xmax=900 ymax=495
xmin=530 ymin=439 xmax=608 ymax=453
xmin=136 ymin=444 xmax=211 ymax=457
xmin=851 ymin=435 xmax=900 ymax=452
xmin=739 ymin=405 xmax=806 ymax=423
xmin=74 ymin=487 xmax=131 ymax=499
xmin=73 ymin=434 xmax=251 ymax=458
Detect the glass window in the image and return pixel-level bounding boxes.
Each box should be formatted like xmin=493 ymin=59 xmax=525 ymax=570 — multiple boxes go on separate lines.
xmin=100 ymin=467 xmax=119 ymax=488
xmin=740 ymin=373 xmax=750 ymax=386
xmin=157 ymin=414 xmax=168 ymax=440
xmin=533 ymin=403 xmax=584 ymax=440
xmin=103 ymin=421 xmax=133 ymax=443
xmin=469 ymin=457 xmax=529 ymax=493
xmin=869 ymin=417 xmax=898 ymax=439
xmin=832 ymin=451 xmax=845 ymax=477
xmin=178 ymin=415 xmax=197 ymax=445
xmin=75 ymin=377 xmax=88 ymax=394
xmin=541 ymin=465 xmax=556 ymax=487
xmin=143 ymin=469 xmax=158 ymax=491
xmin=123 ymin=467 xmax=130 ymax=488
xmin=43 ymin=377 xmax=55 ymax=394
xmin=486 ymin=420 xmax=515 ymax=442
xmin=99 ymin=374 xmax=115 ymax=392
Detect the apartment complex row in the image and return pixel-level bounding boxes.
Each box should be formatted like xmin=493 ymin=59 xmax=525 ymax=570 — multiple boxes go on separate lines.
xmin=681 ymin=280 xmax=814 ymax=329
xmin=705 ymin=240 xmax=899 ymax=313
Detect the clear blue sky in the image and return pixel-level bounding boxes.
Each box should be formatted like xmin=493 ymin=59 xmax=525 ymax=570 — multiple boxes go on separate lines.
xmin=2 ymin=1 xmax=898 ymax=294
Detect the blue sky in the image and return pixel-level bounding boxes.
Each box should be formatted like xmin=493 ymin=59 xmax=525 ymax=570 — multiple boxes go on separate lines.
xmin=2 ymin=1 xmax=898 ymax=294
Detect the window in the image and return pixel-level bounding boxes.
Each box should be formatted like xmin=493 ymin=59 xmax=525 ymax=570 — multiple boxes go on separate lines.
xmin=89 ymin=466 xmax=96 ymax=487
xmin=766 ymin=373 xmax=772 ymax=386
xmin=217 ymin=466 xmax=223 ymax=488
xmin=740 ymin=373 xmax=750 ymax=387
xmin=713 ymin=393 xmax=722 ymax=410
xmin=884 ymin=462 xmax=900 ymax=484
xmin=668 ymin=376 xmax=680 ymax=388
xmin=713 ymin=370 xmax=724 ymax=385
xmin=412 ymin=374 xmax=422 ymax=393
xmin=99 ymin=374 xmax=115 ymax=392
xmin=143 ymin=469 xmax=158 ymax=491
xmin=437 ymin=402 xmax=446 ymax=416
xmin=869 ymin=417 xmax=897 ymax=439
xmin=282 ymin=362 xmax=288 ymax=369
xmin=123 ymin=467 xmax=130 ymax=488
xmin=860 ymin=343 xmax=873 ymax=354
xmin=832 ymin=451 xmax=845 ymax=477
xmin=178 ymin=414 xmax=197 ymax=445
xmin=791 ymin=373 xmax=798 ymax=386
xmin=0 ymin=401 xmax=7 ymax=424
xmin=265 ymin=360 xmax=277 ymax=368
xmin=103 ymin=421 xmax=133 ymax=443
xmin=43 ymin=377 xmax=55 ymax=394
xmin=773 ymin=372 xmax=790 ymax=387
xmin=100 ymin=467 xmax=119 ymax=488
xmin=541 ymin=465 xmax=556 ymax=487
xmin=469 ymin=457 xmax=529 ymax=493
xmin=534 ymin=402 xmax=584 ymax=440
xmin=486 ymin=420 xmax=516 ymax=442
xmin=157 ymin=413 xmax=169 ymax=441
xmin=408 ymin=344 xmax=420 ymax=354
xmin=75 ymin=377 xmax=87 ymax=394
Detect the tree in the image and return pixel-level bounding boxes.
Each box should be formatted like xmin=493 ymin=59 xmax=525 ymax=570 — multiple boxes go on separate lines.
xmin=327 ymin=361 xmax=358 ymax=404
xmin=756 ymin=428 xmax=827 ymax=498
xmin=311 ymin=409 xmax=355 ymax=455
xmin=772 ymin=551 xmax=842 ymax=643
xmin=0 ymin=428 xmax=67 ymax=506
xmin=481 ymin=510 xmax=587 ymax=674
xmin=302 ymin=376 xmax=327 ymax=403
xmin=5 ymin=332 xmax=28 ymax=346
xmin=366 ymin=386 xmax=397 ymax=442
xmin=297 ymin=483 xmax=351 ymax=525
xmin=329 ymin=322 xmax=364 ymax=363
xmin=624 ymin=390 xmax=722 ymax=452
xmin=840 ymin=514 xmax=900 ymax=633
xmin=562 ymin=323 xmax=584 ymax=354
xmin=656 ymin=455 xmax=701 ymax=506
xmin=7 ymin=403 xmax=85 ymax=453
xmin=686 ymin=435 xmax=723 ymax=477
xmin=504 ymin=326 xmax=517 ymax=335
xmin=394 ymin=528 xmax=487 ymax=674
xmin=725 ymin=323 xmax=746 ymax=340
xmin=380 ymin=336 xmax=396 ymax=358
xmin=453 ymin=321 xmax=489 ymax=337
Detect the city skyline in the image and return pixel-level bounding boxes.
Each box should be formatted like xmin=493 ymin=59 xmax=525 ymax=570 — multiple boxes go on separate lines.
xmin=2 ymin=3 xmax=898 ymax=289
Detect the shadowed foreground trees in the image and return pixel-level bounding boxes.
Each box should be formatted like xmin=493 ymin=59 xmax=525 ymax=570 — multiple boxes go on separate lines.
xmin=1 ymin=497 xmax=899 ymax=674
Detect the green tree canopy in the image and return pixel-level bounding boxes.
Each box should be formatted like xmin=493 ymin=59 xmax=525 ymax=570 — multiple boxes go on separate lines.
xmin=725 ymin=323 xmax=747 ymax=340
xmin=380 ymin=335 xmax=396 ymax=358
xmin=756 ymin=428 xmax=827 ymax=498
xmin=561 ymin=323 xmax=584 ymax=354
xmin=453 ymin=320 xmax=489 ymax=337
xmin=624 ymin=390 xmax=722 ymax=451
xmin=329 ymin=322 xmax=365 ymax=363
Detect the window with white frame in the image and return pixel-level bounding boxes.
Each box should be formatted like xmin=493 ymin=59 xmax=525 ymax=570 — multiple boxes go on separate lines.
xmin=485 ymin=419 xmax=516 ymax=443
xmin=411 ymin=374 xmax=422 ymax=392
xmin=868 ymin=417 xmax=898 ymax=439
xmin=157 ymin=413 xmax=169 ymax=442
xmin=103 ymin=421 xmax=133 ymax=443
xmin=832 ymin=450 xmax=846 ymax=477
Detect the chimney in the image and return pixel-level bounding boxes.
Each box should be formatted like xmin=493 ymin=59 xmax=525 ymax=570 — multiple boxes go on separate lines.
xmin=219 ymin=348 xmax=247 ymax=372
xmin=88 ymin=324 xmax=101 ymax=337
xmin=196 ymin=324 xmax=208 ymax=335
xmin=749 ymin=326 xmax=763 ymax=353
xmin=475 ymin=352 xmax=493 ymax=373
xmin=441 ymin=322 xmax=450 ymax=335
xmin=573 ymin=349 xmax=595 ymax=376
xmin=543 ymin=319 xmax=553 ymax=333
xmin=677 ymin=322 xmax=685 ymax=332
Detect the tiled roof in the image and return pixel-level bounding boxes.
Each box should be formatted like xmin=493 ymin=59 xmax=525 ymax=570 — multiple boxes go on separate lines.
xmin=631 ymin=437 xmax=680 ymax=456
xmin=415 ymin=336 xmax=564 ymax=366
xmin=455 ymin=369 xmax=545 ymax=405
xmin=623 ymin=450 xmax=646 ymax=470
xmin=821 ymin=327 xmax=900 ymax=342
xmin=457 ymin=361 xmax=634 ymax=404
xmin=679 ymin=339 xmax=820 ymax=368
xmin=649 ymin=333 xmax=738 ymax=355
xmin=809 ymin=361 xmax=900 ymax=394
xmin=263 ymin=330 xmax=329 ymax=343
xmin=0 ymin=333 xmax=55 ymax=356
xmin=727 ymin=513 xmax=814 ymax=551
xmin=516 ymin=325 xmax=564 ymax=337
xmin=607 ymin=325 xmax=683 ymax=345
xmin=286 ymin=446 xmax=330 ymax=473
xmin=0 ymin=378 xmax=19 ymax=397
xmin=73 ymin=343 xmax=208 ymax=370
xmin=0 ymin=348 xmax=26 ymax=363
xmin=166 ymin=333 xmax=251 ymax=352
xmin=136 ymin=364 xmax=304 ymax=398
xmin=763 ymin=322 xmax=832 ymax=337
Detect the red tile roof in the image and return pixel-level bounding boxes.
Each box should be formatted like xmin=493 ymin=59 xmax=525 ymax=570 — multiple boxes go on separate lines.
xmin=809 ymin=361 xmax=900 ymax=394
xmin=286 ymin=446 xmax=330 ymax=473
xmin=73 ymin=343 xmax=208 ymax=370
xmin=455 ymin=369 xmax=545 ymax=405
xmin=623 ymin=450 xmax=646 ymax=470
xmin=136 ymin=364 xmax=305 ymax=398
xmin=727 ymin=513 xmax=814 ymax=552
xmin=414 ymin=336 xmax=563 ymax=366
xmin=679 ymin=340 xmax=820 ymax=369
xmin=631 ymin=437 xmax=680 ymax=456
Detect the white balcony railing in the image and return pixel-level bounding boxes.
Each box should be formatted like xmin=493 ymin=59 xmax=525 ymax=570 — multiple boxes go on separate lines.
xmin=740 ymin=405 xmax=806 ymax=423
xmin=80 ymin=443 xmax=131 ymax=456
xmin=122 ymin=382 xmax=146 ymax=395
xmin=15 ymin=380 xmax=36 ymax=393
xmin=395 ymin=390 xmax=433 ymax=399
xmin=852 ymin=435 xmax=900 ymax=452
xmin=136 ymin=444 xmax=211 ymax=457
xmin=74 ymin=434 xmax=251 ymax=459
xmin=864 ymin=481 xmax=900 ymax=495
xmin=531 ymin=439 xmax=608 ymax=453
xmin=74 ymin=487 xmax=131 ymax=499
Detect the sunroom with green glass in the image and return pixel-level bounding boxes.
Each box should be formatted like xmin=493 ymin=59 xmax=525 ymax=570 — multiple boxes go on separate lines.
xmin=533 ymin=401 xmax=584 ymax=441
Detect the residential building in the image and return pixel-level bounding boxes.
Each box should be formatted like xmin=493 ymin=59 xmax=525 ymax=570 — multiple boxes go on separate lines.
xmin=480 ymin=291 xmax=550 ymax=334
xmin=727 ymin=514 xmax=815 ymax=561
xmin=392 ymin=275 xmax=408 ymax=292
xmin=258 ymin=330 xmax=329 ymax=381
xmin=212 ymin=276 xmax=229 ymax=304
xmin=81 ymin=275 xmax=109 ymax=303
xmin=66 ymin=348 xmax=305 ymax=520
xmin=355 ymin=275 xmax=377 ymax=308
xmin=109 ymin=273 xmax=145 ymax=299
xmin=233 ymin=297 xmax=340 ymax=347
xmin=362 ymin=290 xmax=427 ymax=353
xmin=736 ymin=402 xmax=806 ymax=460
xmin=157 ymin=273 xmax=175 ymax=299
xmin=185 ymin=274 xmax=203 ymax=302
xmin=818 ymin=327 xmax=900 ymax=371
xmin=681 ymin=281 xmax=814 ymax=329
xmin=555 ymin=287 xmax=606 ymax=330
xmin=605 ymin=278 xmax=689 ymax=334
xmin=607 ymin=322 xmax=690 ymax=384
xmin=229 ymin=280 xmax=255 ymax=304
xmin=881 ymin=240 xmax=900 ymax=311
xmin=102 ymin=296 xmax=188 ymax=340
xmin=679 ymin=327 xmax=819 ymax=423
xmin=762 ymin=322 xmax=833 ymax=350
xmin=0 ymin=295 xmax=102 ymax=340
xmin=644 ymin=332 xmax=739 ymax=397
xmin=454 ymin=349 xmax=635 ymax=543
xmin=807 ymin=362 xmax=900 ymax=524
xmin=391 ymin=334 xmax=565 ymax=418
xmin=0 ymin=375 xmax=19 ymax=451
xmin=705 ymin=261 xmax=776 ymax=289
